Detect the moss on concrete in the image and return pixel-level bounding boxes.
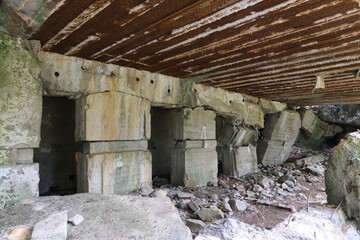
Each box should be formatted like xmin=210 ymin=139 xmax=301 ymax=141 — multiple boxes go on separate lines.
xmin=0 ymin=33 xmax=42 ymax=151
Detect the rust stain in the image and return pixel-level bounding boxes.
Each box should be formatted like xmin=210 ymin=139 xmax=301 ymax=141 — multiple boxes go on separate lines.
xmin=31 ymin=0 xmax=360 ymax=105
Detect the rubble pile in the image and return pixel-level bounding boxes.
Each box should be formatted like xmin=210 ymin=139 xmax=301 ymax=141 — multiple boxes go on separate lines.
xmin=138 ymin=148 xmax=334 ymax=237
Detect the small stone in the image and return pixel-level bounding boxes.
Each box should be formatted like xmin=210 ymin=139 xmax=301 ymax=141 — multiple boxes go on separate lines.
xmin=177 ymin=200 xmax=189 ymax=210
xmin=220 ymin=202 xmax=233 ymax=213
xmin=283 ymin=163 xmax=296 ymax=170
xmin=228 ymin=199 xmax=248 ymax=211
xmin=259 ymin=178 xmax=274 ymax=189
xmin=218 ymin=180 xmax=230 ymax=189
xmin=31 ymin=211 xmax=67 ymax=240
xmin=185 ymin=219 xmax=206 ymax=233
xmin=197 ymin=206 xmax=224 ymax=222
xmin=188 ymin=201 xmax=200 ymax=213
xmin=176 ymin=192 xmax=195 ymax=199
xmin=253 ymin=184 xmax=264 ymax=193
xmin=139 ymin=186 xmax=154 ymax=196
xmin=68 ymin=214 xmax=84 ymax=226
xmin=149 ymin=189 xmax=168 ymax=198
xmin=246 ymin=191 xmax=256 ymax=198
xmin=284 ymin=180 xmax=294 ymax=188
xmin=3 ymin=226 xmax=31 ymax=240
xmin=305 ymin=165 xmax=324 ymax=176
xmin=306 ymin=175 xmax=319 ymax=183
xmin=278 ymin=174 xmax=293 ymax=183
xmin=208 ymin=193 xmax=218 ymax=201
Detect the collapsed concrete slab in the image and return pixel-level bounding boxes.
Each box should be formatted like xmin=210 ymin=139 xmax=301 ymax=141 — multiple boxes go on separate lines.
xmin=295 ymin=109 xmax=343 ymax=149
xmin=216 ymin=115 xmax=259 ymax=177
xmin=257 ymin=110 xmax=301 ymax=165
xmin=0 ymin=193 xmax=192 ymax=240
xmin=222 ymin=146 xmax=258 ymax=177
xmin=325 ymin=132 xmax=360 ymax=227
xmin=77 ymin=151 xmax=152 ymax=194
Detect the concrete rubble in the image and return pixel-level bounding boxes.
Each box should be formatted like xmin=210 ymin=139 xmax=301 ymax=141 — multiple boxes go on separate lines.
xmin=0 ymin=193 xmax=192 ymax=240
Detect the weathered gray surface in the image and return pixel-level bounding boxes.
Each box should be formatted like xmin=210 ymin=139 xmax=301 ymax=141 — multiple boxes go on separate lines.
xmin=216 ymin=116 xmax=258 ymax=147
xmin=77 ymin=151 xmax=152 ymax=195
xmin=172 ymin=107 xmax=216 ymax=140
xmin=325 ymin=132 xmax=360 ymax=226
xmin=197 ymin=206 xmax=224 ymax=222
xmin=259 ymin=99 xmax=287 ymax=114
xmin=172 ymin=142 xmax=218 ymax=187
xmin=76 ymin=92 xmax=151 ymax=141
xmin=31 ymin=211 xmax=68 ymax=240
xmin=312 ymin=105 xmax=360 ymax=127
xmin=82 ymin=140 xmax=148 ymax=154
xmin=222 ymin=146 xmax=258 ymax=177
xmin=295 ymin=109 xmax=343 ymax=149
xmin=0 ymin=33 xmax=41 ymax=151
xmin=0 ymin=164 xmax=39 ymax=208
xmin=0 ymin=193 xmax=192 ymax=240
xmin=257 ymin=110 xmax=301 ymax=165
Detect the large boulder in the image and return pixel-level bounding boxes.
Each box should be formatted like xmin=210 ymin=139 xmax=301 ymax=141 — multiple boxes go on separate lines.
xmin=0 ymin=193 xmax=192 ymax=240
xmin=325 ymin=132 xmax=360 ymax=226
xmin=312 ymin=105 xmax=360 ymax=127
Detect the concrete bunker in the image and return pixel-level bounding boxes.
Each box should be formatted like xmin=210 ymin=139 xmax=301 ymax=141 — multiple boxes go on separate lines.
xmin=34 ymin=97 xmax=77 ymax=196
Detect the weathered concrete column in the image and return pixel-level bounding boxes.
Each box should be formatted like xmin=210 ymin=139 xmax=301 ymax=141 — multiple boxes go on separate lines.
xmin=171 ymin=107 xmax=218 ymax=187
xmin=0 ymin=33 xmax=41 ymax=208
xmin=257 ymin=110 xmax=301 ymax=166
xmin=216 ymin=116 xmax=259 ymax=177
xmin=76 ymin=92 xmax=152 ymax=194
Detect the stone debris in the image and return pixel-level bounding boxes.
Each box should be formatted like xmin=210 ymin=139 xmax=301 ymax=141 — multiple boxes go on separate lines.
xmin=0 ymin=226 xmax=31 ymax=240
xmin=228 ymin=199 xmax=248 ymax=211
xmin=31 ymin=211 xmax=68 ymax=240
xmin=197 ymin=206 xmax=224 ymax=222
xmin=185 ymin=219 xmax=206 ymax=233
xmin=68 ymin=214 xmax=84 ymax=226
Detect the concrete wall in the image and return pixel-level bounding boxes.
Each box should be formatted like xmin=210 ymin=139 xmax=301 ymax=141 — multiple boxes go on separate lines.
xmin=0 ymin=33 xmax=41 ymax=208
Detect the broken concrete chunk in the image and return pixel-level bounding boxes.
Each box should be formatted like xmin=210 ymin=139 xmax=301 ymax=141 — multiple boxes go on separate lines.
xmin=305 ymin=165 xmax=324 ymax=176
xmin=68 ymin=214 xmax=84 ymax=226
xmin=31 ymin=211 xmax=68 ymax=240
xmin=258 ymin=110 xmax=301 ymax=166
xmin=220 ymin=202 xmax=233 ymax=213
xmin=259 ymin=178 xmax=274 ymax=189
xmin=188 ymin=201 xmax=201 ymax=213
xmin=259 ymin=98 xmax=287 ymax=114
xmin=185 ymin=219 xmax=206 ymax=233
xmin=228 ymin=200 xmax=248 ymax=211
xmin=176 ymin=192 xmax=195 ymax=199
xmin=221 ymin=146 xmax=258 ymax=178
xmin=149 ymin=189 xmax=168 ymax=198
xmin=197 ymin=206 xmax=224 ymax=222
xmin=295 ymin=154 xmax=325 ymax=167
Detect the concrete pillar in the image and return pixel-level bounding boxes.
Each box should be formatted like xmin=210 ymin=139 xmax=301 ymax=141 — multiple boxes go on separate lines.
xmin=169 ymin=107 xmax=218 ymax=187
xmin=0 ymin=33 xmax=41 ymax=208
xmin=257 ymin=110 xmax=301 ymax=166
xmin=76 ymin=92 xmax=152 ymax=194
xmin=216 ymin=116 xmax=259 ymax=177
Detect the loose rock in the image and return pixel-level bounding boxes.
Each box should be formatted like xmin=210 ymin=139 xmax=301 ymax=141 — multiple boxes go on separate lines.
xmin=68 ymin=214 xmax=84 ymax=226
xmin=229 ymin=199 xmax=248 ymax=211
xmin=31 ymin=211 xmax=68 ymax=240
xmin=197 ymin=206 xmax=224 ymax=222
xmin=185 ymin=219 xmax=206 ymax=233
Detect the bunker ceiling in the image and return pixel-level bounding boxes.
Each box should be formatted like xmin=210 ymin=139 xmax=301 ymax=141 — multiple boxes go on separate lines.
xmin=2 ymin=0 xmax=360 ymax=105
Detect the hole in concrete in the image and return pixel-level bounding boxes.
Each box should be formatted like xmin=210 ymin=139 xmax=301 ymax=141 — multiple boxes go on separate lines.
xmin=150 ymin=79 xmax=154 ymax=84
xmin=34 ymin=96 xmax=77 ymax=196
xmin=149 ymin=107 xmax=177 ymax=187
xmin=167 ymin=89 xmax=171 ymax=93
xmin=136 ymin=77 xmax=140 ymax=82
xmin=54 ymin=72 xmax=60 ymax=77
